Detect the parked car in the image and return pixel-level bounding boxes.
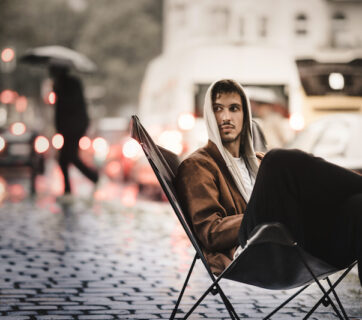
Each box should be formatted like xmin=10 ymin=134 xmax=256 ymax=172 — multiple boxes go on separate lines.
xmin=285 ymin=114 xmax=362 ymax=173
xmin=0 ymin=122 xmax=48 ymax=194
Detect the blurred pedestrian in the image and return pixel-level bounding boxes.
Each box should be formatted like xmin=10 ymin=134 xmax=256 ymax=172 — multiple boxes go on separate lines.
xmin=49 ymin=66 xmax=99 ymax=201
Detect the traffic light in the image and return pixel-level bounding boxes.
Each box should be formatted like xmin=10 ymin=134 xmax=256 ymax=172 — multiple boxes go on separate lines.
xmin=1 ymin=47 xmax=16 ymax=73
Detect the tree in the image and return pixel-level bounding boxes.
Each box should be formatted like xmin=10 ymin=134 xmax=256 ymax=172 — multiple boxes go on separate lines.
xmin=0 ymin=0 xmax=163 ymax=116
xmin=78 ymin=0 xmax=163 ymax=115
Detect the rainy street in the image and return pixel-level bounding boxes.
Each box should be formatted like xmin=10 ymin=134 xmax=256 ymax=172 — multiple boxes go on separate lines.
xmin=0 ymin=164 xmax=361 ymax=320
xmin=1 ymin=1 xmax=362 ymax=319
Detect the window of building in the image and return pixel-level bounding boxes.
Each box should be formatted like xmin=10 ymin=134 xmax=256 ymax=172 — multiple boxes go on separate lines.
xmin=295 ymin=13 xmax=308 ymax=36
xmin=332 ymin=11 xmax=347 ymax=31
xmin=208 ymin=6 xmax=230 ymax=36
xmin=173 ymin=3 xmax=186 ymax=27
xmin=331 ymin=11 xmax=350 ymax=47
xmin=259 ymin=16 xmax=268 ymax=38
xmin=239 ymin=17 xmax=245 ymax=37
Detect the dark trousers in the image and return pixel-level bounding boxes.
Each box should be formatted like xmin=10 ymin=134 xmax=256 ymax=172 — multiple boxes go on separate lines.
xmin=59 ymin=134 xmax=99 ymax=194
xmin=238 ymin=149 xmax=362 ymax=284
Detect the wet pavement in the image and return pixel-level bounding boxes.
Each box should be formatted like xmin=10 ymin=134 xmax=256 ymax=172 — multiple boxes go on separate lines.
xmin=0 ymin=165 xmax=361 ymax=319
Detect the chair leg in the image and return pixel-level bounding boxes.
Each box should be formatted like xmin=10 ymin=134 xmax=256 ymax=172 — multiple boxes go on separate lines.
xmin=263 ymin=284 xmax=310 ymax=320
xmin=170 ymin=254 xmax=198 ymax=320
xmin=182 ymin=283 xmax=217 ymax=319
xmin=303 ymin=262 xmax=356 ymax=320
xmin=297 ymin=249 xmax=355 ymax=320
xmin=181 ymin=271 xmax=240 ymax=320
xmin=216 ymin=286 xmax=240 ymax=320
xmin=326 ymin=277 xmax=349 ymax=320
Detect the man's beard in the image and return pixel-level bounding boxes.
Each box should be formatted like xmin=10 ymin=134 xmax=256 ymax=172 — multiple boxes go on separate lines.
xmin=221 ymin=131 xmax=242 ymax=144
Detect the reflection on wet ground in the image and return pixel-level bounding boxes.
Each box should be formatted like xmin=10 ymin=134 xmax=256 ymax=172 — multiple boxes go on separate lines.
xmin=0 ymin=159 xmax=139 ymax=209
xmin=0 ymin=161 xmax=361 ymax=319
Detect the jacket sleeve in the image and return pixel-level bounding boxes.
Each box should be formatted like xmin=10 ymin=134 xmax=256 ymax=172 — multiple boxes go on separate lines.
xmin=175 ymin=158 xmax=242 ymax=252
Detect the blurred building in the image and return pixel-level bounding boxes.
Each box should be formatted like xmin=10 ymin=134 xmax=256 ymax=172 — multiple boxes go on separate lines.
xmin=163 ymin=0 xmax=362 ymax=56
xmin=159 ymin=0 xmax=362 ymax=128
xmin=138 ymin=0 xmax=362 ymax=154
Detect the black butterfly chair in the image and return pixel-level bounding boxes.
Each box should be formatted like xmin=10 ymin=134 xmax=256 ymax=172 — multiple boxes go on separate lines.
xmin=130 ymin=115 xmax=357 ymax=320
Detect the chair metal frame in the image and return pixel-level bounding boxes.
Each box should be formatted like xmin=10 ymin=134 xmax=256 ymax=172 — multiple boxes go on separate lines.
xmin=130 ymin=115 xmax=357 ymax=320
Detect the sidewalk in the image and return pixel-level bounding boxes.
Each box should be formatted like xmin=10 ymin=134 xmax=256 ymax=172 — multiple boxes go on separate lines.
xmin=0 ymin=190 xmax=361 ymax=319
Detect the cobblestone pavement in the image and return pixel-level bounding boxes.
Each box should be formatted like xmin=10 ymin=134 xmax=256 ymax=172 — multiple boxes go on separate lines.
xmin=0 ymin=180 xmax=361 ymax=319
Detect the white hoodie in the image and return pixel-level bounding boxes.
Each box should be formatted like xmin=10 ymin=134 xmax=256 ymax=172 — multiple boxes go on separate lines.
xmin=203 ymin=80 xmax=260 ymax=202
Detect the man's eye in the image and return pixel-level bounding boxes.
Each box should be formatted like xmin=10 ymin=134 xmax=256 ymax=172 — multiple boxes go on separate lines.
xmin=213 ymin=106 xmax=222 ymax=112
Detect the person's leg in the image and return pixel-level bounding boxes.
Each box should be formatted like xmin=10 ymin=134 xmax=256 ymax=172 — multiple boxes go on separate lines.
xmin=239 ymin=149 xmax=362 ymax=260
xmin=58 ymin=139 xmax=71 ymax=194
xmin=68 ymin=135 xmax=99 ymax=184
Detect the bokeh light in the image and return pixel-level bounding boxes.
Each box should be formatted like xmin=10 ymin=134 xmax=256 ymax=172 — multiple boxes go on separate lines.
xmin=52 ymin=133 xmax=64 ymax=150
xmin=79 ymin=136 xmax=91 ymax=150
xmin=1 ymin=48 xmax=15 ymax=62
xmin=158 ymin=130 xmax=183 ymax=155
xmin=178 ymin=112 xmax=195 ymax=131
xmin=289 ymin=113 xmax=305 ymax=131
xmin=15 ymin=96 xmax=28 ymax=112
xmin=48 ymin=91 xmax=56 ymax=105
xmin=10 ymin=122 xmax=26 ymax=136
xmin=122 ymin=138 xmax=142 ymax=159
xmin=34 ymin=136 xmax=49 ymax=153
xmin=0 ymin=89 xmax=17 ymax=104
xmin=0 ymin=136 xmax=5 ymax=152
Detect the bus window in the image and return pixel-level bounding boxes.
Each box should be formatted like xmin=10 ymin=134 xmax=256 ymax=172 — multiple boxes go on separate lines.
xmin=297 ymin=59 xmax=362 ymax=96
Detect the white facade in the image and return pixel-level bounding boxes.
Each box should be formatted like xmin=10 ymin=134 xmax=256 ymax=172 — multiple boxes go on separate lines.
xmin=163 ymin=0 xmax=362 ymax=57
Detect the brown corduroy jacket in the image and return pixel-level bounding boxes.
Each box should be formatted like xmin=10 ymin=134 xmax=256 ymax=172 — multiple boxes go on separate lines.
xmin=175 ymin=140 xmax=263 ymax=275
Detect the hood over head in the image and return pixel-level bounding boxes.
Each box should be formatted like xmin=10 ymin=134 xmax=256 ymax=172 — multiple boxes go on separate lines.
xmin=204 ymin=79 xmax=259 ymax=202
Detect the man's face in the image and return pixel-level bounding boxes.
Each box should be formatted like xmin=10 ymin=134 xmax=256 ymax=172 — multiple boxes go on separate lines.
xmin=212 ymin=92 xmax=244 ymax=145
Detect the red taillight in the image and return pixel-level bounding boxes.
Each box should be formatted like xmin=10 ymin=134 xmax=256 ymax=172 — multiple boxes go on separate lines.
xmin=15 ymin=96 xmax=28 ymax=113
xmin=0 ymin=89 xmax=17 ymax=104
xmin=52 ymin=133 xmax=64 ymax=149
xmin=10 ymin=122 xmax=26 ymax=136
xmin=34 ymin=136 xmax=49 ymax=153
xmin=79 ymin=136 xmax=91 ymax=150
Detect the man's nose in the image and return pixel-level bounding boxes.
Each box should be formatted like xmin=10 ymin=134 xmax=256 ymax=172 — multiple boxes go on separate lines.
xmin=221 ymin=110 xmax=231 ymax=122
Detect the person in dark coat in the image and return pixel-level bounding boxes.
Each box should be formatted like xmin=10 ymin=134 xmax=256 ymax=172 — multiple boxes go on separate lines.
xmin=175 ymin=79 xmax=362 ymax=284
xmin=50 ymin=66 xmax=99 ymax=197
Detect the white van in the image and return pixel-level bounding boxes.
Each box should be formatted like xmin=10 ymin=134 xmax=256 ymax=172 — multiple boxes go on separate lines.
xmin=138 ymin=44 xmax=303 ymax=157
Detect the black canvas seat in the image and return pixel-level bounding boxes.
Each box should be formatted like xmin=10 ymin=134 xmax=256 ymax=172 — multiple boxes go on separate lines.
xmin=130 ymin=115 xmax=357 ymax=320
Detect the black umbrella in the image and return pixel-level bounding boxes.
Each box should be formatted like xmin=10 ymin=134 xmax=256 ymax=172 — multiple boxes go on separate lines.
xmin=19 ymin=45 xmax=97 ymax=73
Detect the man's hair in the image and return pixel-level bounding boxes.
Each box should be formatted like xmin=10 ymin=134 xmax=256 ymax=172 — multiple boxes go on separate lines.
xmin=211 ymin=79 xmax=250 ymax=149
xmin=211 ymin=79 xmax=244 ymax=104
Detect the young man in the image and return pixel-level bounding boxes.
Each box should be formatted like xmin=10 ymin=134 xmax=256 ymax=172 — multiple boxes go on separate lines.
xmin=175 ymin=79 xmax=362 ymax=285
